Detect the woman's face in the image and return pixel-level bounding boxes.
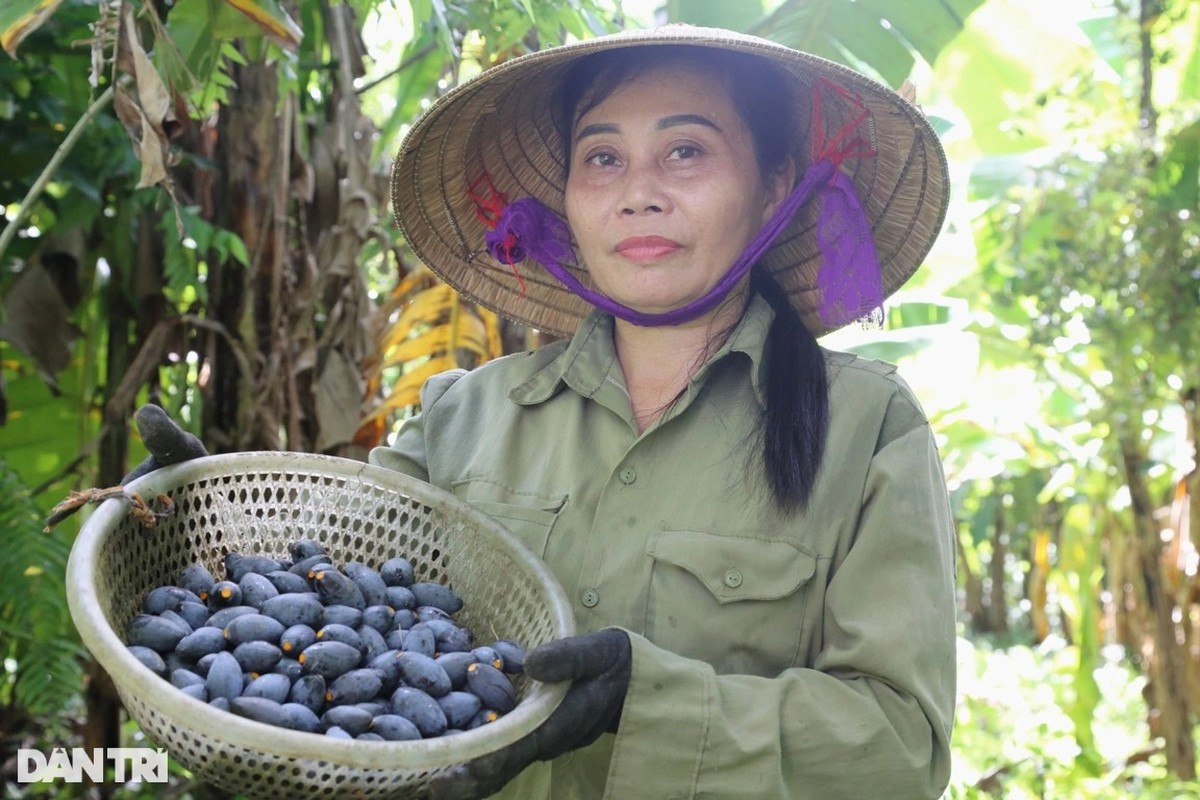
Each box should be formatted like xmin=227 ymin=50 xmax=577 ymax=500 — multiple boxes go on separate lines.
xmin=564 ymin=63 xmax=790 ymax=319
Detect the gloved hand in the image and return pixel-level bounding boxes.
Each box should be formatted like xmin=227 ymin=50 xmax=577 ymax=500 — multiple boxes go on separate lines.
xmin=44 ymin=404 xmax=209 ymax=531
xmin=122 ymin=404 xmax=208 ymax=483
xmin=428 ymin=628 xmax=632 ymax=800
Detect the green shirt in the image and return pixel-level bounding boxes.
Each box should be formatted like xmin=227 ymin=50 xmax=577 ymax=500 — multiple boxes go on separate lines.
xmin=369 ymin=294 xmax=957 ymax=799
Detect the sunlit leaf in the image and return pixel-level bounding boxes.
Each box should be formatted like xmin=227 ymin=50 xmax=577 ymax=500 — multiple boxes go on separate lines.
xmin=222 ymin=0 xmax=303 ymax=51
xmin=748 ymin=0 xmax=985 ymax=86
xmin=0 ymin=0 xmax=66 ymax=57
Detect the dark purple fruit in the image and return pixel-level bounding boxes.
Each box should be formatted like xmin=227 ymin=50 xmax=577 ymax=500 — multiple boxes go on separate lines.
xmin=357 ymin=625 xmax=389 ymax=662
xmin=179 ymin=564 xmax=216 ymax=597
xmin=416 ymin=606 xmax=453 ymax=624
xmin=176 ymin=601 xmax=210 ymax=630
xmin=230 ymin=697 xmax=321 ymax=731
xmin=169 ymin=668 xmax=206 ymax=690
xmin=264 ymin=570 xmax=309 ymax=595
xmin=325 ymin=668 xmax=384 ymax=706
xmin=320 ymin=705 xmax=373 ymax=736
xmin=315 ymin=623 xmax=362 ymax=652
xmin=435 ymin=652 xmax=477 ymax=690
xmin=360 ymin=605 xmax=394 ymax=635
xmin=343 ymin=562 xmax=389 ymax=607
xmin=466 ymin=662 xmax=516 ymax=713
xmin=288 ymin=674 xmax=326 ymax=713
xmin=490 ymin=640 xmax=527 ymax=674
xmin=128 ymin=645 xmax=166 ymax=675
xmin=273 ymin=657 xmax=303 ymax=682
xmin=409 ymin=583 xmax=463 ymax=615
xmin=179 ymin=683 xmax=208 ymax=702
xmin=437 ymin=691 xmax=483 ymax=730
xmin=431 ymin=622 xmax=471 ymax=654
xmin=175 ymin=626 xmax=227 ymax=660
xmin=232 ymin=640 xmax=283 ymax=673
xmin=288 ymin=554 xmax=329 ymax=579
xmin=204 ymin=605 xmax=258 ymax=629
xmin=401 ymin=622 xmax=436 ymax=657
xmin=321 ymin=604 xmax=363 ymax=629
xmin=205 ymin=651 xmax=244 ymax=701
xmin=298 ymin=640 xmax=362 ymax=680
xmin=391 ymin=609 xmax=416 ymax=632
xmin=260 ymin=593 xmax=324 ymax=628
xmin=312 ymin=569 xmax=365 ymax=610
xmin=384 ymin=585 xmax=416 ymax=611
xmin=389 ymin=687 xmax=447 ymax=738
xmin=158 ymin=609 xmax=193 ymax=635
xmin=243 ymin=672 xmax=292 ymax=704
xmin=379 ymin=557 xmax=415 ymax=588
xmin=143 ymin=585 xmax=202 ymax=615
xmin=223 ymin=614 xmax=285 ymax=647
xmin=396 ymin=652 xmax=451 ymax=698
xmin=126 ymin=614 xmax=188 ymax=653
xmin=471 ymin=646 xmax=502 ymax=671
xmin=207 ymin=581 xmax=242 ymax=609
xmin=279 ymin=624 xmax=317 ymax=657
xmin=224 ymin=553 xmax=285 ymax=582
xmin=466 ymin=709 xmax=499 ymax=729
xmin=238 ymin=573 xmax=279 ymax=610
xmin=369 ymin=714 xmax=421 ymax=742
xmin=288 ymin=539 xmax=326 ymax=561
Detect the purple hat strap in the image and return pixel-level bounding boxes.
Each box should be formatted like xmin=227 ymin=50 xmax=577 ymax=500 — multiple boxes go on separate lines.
xmin=476 ymin=78 xmax=885 ymax=329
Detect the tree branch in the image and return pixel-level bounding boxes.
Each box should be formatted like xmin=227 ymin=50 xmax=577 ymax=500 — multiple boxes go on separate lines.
xmin=0 ymin=85 xmax=115 ymax=268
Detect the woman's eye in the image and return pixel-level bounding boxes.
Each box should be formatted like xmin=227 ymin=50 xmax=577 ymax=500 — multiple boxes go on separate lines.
xmin=668 ymin=144 xmax=700 ymax=160
xmin=585 ymin=151 xmax=619 ymax=168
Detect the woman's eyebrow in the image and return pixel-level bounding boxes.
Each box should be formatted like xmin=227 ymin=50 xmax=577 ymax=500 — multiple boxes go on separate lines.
xmin=658 ymin=113 xmax=722 ymax=132
xmin=575 ymin=123 xmax=618 ymax=143
xmin=574 ymin=114 xmax=723 ymax=144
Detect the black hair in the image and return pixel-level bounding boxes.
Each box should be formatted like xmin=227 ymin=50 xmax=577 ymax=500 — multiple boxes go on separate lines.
xmin=555 ymin=46 xmax=830 ymax=514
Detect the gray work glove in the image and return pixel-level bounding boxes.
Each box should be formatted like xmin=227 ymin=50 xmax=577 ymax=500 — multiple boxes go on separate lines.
xmin=44 ymin=405 xmax=209 ymax=531
xmin=428 ymin=628 xmax=632 ymax=800
xmin=122 ymin=404 xmax=208 ymax=483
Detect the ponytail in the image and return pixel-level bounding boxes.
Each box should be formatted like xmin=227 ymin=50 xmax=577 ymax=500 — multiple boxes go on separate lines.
xmin=750 ymin=269 xmax=829 ymax=513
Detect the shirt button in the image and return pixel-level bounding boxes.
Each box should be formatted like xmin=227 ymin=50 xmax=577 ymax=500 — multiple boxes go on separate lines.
xmin=724 ymin=568 xmax=743 ymax=589
xmin=618 ymin=466 xmax=636 ymax=485
xmin=581 ymin=589 xmax=600 ymax=608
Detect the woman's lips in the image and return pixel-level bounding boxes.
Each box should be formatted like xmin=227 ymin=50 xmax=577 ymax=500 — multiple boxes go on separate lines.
xmin=614 ymin=236 xmax=681 ymax=262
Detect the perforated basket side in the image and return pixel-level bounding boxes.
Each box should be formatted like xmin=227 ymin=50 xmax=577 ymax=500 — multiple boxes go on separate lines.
xmin=67 ymin=452 xmax=574 ymax=800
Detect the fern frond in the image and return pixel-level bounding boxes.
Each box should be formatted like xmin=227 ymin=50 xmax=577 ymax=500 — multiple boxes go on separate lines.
xmin=0 ymin=458 xmax=84 ymax=719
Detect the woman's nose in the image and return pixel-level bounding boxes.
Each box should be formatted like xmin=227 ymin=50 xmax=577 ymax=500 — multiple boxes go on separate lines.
xmin=619 ymin=166 xmax=668 ymax=215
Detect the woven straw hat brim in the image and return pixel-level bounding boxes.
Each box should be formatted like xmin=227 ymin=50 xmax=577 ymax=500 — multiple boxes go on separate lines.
xmin=391 ymin=25 xmax=950 ymax=339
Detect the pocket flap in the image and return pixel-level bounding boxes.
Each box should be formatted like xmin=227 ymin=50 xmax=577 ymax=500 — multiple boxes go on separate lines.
xmin=646 ymin=530 xmax=817 ymax=604
xmin=450 ymin=479 xmax=567 ymax=528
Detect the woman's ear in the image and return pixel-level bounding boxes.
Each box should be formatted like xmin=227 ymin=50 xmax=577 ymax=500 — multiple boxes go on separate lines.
xmin=762 ymin=159 xmax=797 ymax=222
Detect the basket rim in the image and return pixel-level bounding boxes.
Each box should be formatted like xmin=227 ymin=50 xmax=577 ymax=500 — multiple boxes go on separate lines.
xmin=66 ymin=451 xmax=575 ymax=769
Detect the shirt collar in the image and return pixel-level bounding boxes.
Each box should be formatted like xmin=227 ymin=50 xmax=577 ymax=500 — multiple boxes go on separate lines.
xmin=508 ymin=292 xmax=776 ymax=407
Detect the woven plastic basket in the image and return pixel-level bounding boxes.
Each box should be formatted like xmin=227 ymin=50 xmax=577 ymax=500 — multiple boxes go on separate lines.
xmin=66 ymin=451 xmax=575 ymax=799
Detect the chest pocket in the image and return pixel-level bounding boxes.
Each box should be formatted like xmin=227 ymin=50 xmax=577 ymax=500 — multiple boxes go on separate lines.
xmin=450 ymin=479 xmax=567 ymax=560
xmin=644 ymin=530 xmax=818 ymax=675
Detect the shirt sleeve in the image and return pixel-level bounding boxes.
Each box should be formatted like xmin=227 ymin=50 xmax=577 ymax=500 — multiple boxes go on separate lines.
xmin=603 ymin=419 xmax=957 ymax=800
xmin=367 ymin=369 xmax=468 ymax=480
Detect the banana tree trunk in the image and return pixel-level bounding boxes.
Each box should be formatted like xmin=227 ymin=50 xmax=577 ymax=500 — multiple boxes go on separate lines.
xmin=210 ymin=58 xmax=290 ymax=453
xmin=1120 ymin=429 xmax=1196 ymax=780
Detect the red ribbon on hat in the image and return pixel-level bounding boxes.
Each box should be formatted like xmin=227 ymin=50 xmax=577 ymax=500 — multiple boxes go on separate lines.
xmin=811 ymin=77 xmax=877 ymax=166
xmin=467 ymin=172 xmax=527 ymax=295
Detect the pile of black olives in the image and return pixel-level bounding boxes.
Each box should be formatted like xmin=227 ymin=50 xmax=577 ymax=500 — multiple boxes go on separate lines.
xmin=123 ymin=538 xmax=527 ymax=741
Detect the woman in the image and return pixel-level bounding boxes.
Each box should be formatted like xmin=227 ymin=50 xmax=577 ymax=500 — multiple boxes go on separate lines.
xmin=127 ymin=24 xmax=957 ymax=800
xmin=379 ymin=25 xmax=957 ymax=800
